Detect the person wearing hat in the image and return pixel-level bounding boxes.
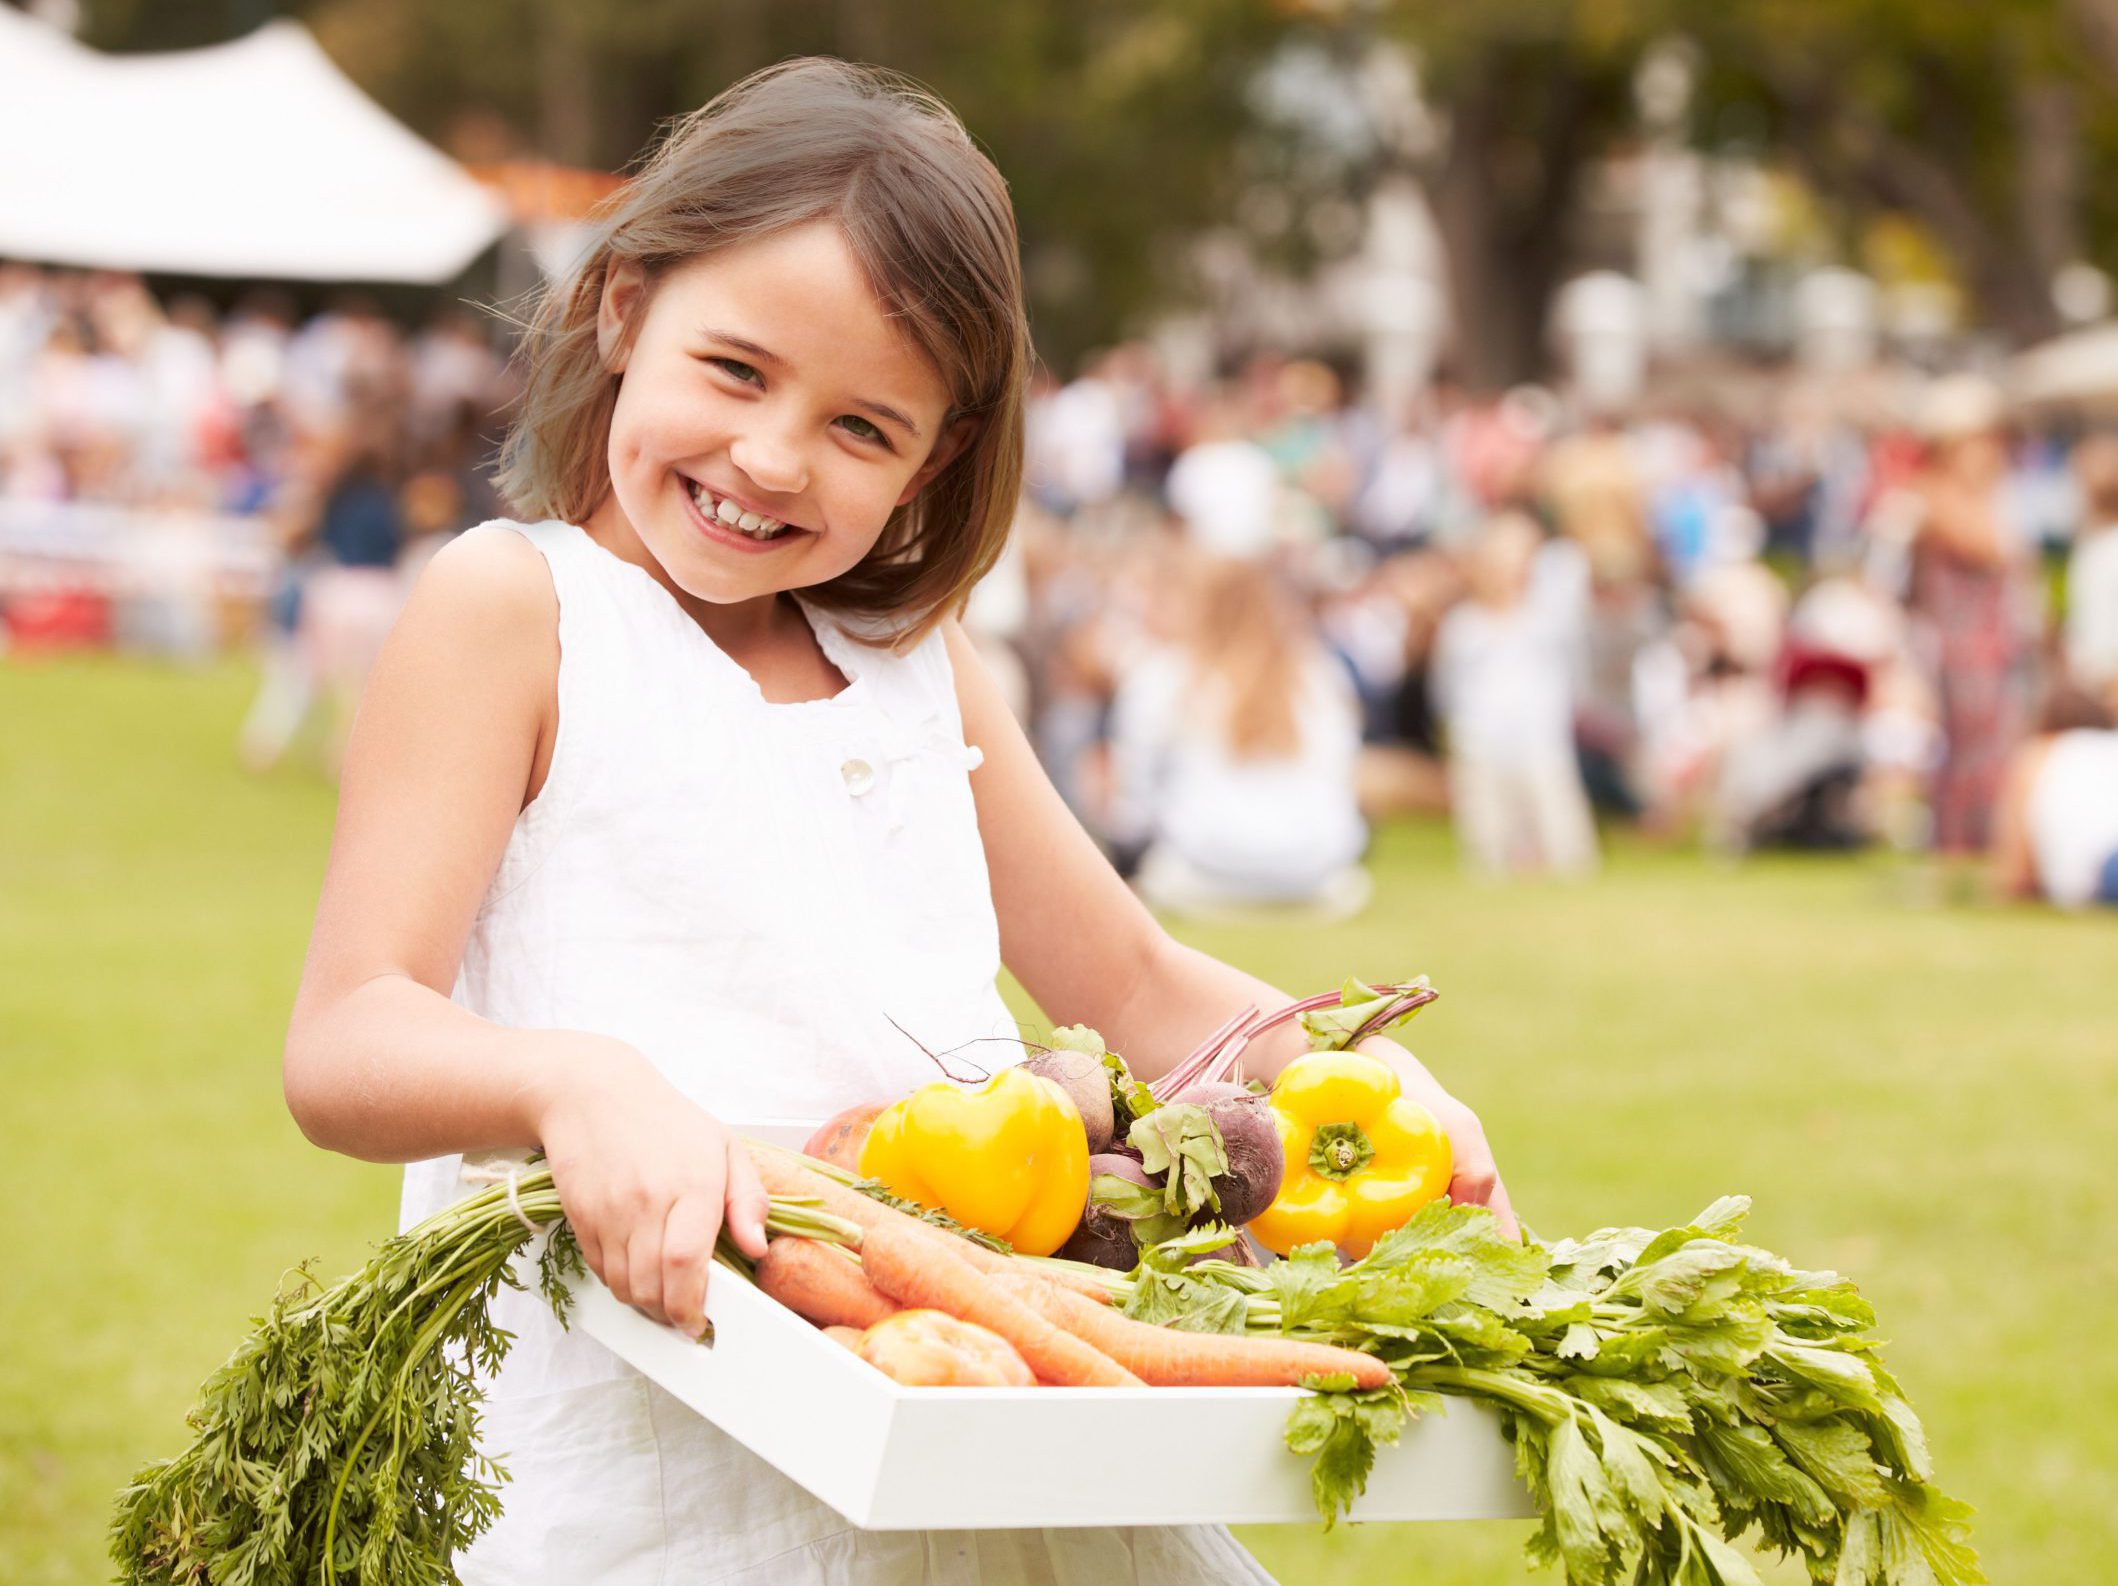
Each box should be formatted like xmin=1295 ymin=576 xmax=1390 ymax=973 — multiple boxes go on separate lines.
xmin=1906 ymin=374 xmax=2037 ymax=857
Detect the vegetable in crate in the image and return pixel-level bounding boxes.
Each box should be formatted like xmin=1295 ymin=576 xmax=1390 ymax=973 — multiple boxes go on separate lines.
xmin=857 ymin=1308 xmax=1037 ymax=1387
xmin=1019 ymin=1024 xmax=1118 ymax=1154
xmin=1057 ymin=1150 xmax=1161 ymax=1269
xmin=857 ymin=1064 xmax=1089 ymax=1256
xmin=801 ymin=1100 xmax=887 ymax=1171
xmin=1128 ymin=1194 xmax=1982 ymax=1586
xmin=1247 ymin=1047 xmax=1452 ymax=1257
xmin=108 ymin=1168 xmax=863 ymax=1586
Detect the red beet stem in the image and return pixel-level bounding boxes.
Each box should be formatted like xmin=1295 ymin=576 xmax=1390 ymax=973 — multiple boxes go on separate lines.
xmin=1148 ymin=982 xmax=1440 ymax=1099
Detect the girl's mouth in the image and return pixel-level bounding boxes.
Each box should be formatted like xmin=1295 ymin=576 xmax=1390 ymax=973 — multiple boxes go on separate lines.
xmin=681 ymin=477 xmax=801 ymax=546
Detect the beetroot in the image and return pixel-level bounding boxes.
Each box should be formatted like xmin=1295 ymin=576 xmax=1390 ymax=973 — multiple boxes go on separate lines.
xmin=1019 ymin=1048 xmax=1116 ymax=1155
xmin=1167 ymin=1082 xmax=1284 ymax=1227
xmin=1054 ymin=1153 xmax=1155 ymax=1270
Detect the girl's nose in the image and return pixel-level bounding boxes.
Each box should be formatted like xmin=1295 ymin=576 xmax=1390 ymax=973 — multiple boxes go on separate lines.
xmin=728 ymin=426 xmax=808 ymax=497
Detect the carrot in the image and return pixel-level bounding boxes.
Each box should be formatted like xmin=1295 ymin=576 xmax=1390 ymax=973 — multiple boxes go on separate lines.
xmin=755 ymin=1235 xmax=899 ymax=1329
xmin=748 ymin=1145 xmax=1116 ymax=1305
xmin=855 ymin=1220 xmax=1143 ymax=1388
xmin=992 ymin=1272 xmax=1394 ymax=1390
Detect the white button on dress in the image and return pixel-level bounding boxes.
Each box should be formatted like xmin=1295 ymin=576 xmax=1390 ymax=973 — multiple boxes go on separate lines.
xmin=840 ymin=756 xmax=876 ymax=795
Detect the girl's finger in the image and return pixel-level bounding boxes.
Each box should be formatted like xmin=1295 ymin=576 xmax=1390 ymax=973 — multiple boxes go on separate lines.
xmin=625 ymin=1203 xmax=669 ymax=1324
xmin=661 ymin=1194 xmax=720 ymax=1338
xmin=723 ymin=1139 xmax=771 ymax=1259
xmin=593 ymin=1214 xmax=630 ymax=1308
xmin=1490 ymin=1184 xmax=1521 ymax=1241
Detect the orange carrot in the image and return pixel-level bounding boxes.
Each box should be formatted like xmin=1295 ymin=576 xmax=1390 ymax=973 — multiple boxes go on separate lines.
xmin=749 ymin=1146 xmax=1116 ymax=1305
xmin=992 ymin=1272 xmax=1393 ymax=1390
xmin=856 ymin=1220 xmax=1142 ymax=1388
xmin=755 ymin=1236 xmax=899 ymax=1329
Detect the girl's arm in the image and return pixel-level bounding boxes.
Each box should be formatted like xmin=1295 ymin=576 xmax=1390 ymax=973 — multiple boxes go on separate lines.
xmin=946 ymin=622 xmax=1514 ymax=1232
xmin=282 ymin=527 xmax=766 ymax=1335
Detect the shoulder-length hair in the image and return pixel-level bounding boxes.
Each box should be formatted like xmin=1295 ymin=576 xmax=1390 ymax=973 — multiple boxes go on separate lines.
xmin=495 ymin=58 xmax=1029 ymax=648
xmin=1184 ymin=557 xmax=1312 ymax=760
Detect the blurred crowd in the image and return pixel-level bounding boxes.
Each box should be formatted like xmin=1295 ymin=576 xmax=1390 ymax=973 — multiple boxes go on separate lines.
xmin=1006 ymin=347 xmax=2118 ymax=912
xmin=5 ymin=263 xmax=2116 ymax=910
xmin=0 ymin=265 xmax=514 ymax=767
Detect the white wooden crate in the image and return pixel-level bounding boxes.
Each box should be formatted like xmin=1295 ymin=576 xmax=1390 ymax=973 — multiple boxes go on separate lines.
xmin=568 ymin=1120 xmax=1537 ymax=1530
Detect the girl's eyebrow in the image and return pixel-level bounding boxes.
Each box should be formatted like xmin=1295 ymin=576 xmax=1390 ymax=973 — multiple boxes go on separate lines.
xmin=700 ymin=326 xmax=924 ymax=441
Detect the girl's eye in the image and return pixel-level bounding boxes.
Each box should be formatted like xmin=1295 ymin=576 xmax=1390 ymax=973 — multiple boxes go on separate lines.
xmin=838 ymin=415 xmax=890 ymax=447
xmin=709 ymin=357 xmax=762 ymax=385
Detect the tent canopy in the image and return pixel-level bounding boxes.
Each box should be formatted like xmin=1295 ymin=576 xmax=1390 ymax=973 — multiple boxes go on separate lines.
xmin=0 ymin=13 xmax=508 ymax=284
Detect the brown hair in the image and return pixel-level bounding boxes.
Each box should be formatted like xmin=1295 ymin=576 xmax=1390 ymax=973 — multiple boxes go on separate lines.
xmin=1183 ymin=558 xmax=1311 ymax=759
xmin=495 ymin=58 xmax=1029 ymax=646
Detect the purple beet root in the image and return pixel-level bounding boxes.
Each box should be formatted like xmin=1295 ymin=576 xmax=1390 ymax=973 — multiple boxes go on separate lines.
xmin=1055 ymin=1153 xmax=1158 ymax=1270
xmin=1020 ymin=1049 xmax=1117 ymax=1155
xmin=1168 ymin=1081 xmax=1284 ymax=1227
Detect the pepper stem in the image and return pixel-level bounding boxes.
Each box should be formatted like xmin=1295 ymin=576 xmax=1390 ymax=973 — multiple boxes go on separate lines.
xmin=1308 ymin=1122 xmax=1375 ymax=1181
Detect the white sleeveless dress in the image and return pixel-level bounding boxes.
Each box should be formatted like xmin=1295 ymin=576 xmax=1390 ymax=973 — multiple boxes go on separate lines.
xmin=400 ymin=520 xmax=1278 ymax=1585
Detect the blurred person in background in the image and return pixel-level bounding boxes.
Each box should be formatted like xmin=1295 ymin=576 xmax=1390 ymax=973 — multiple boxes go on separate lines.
xmin=1025 ymin=350 xmax=1128 ymax=518
xmin=1257 ymin=357 xmax=1358 ymax=539
xmin=1349 ymin=392 xmax=1445 ymax=550
xmin=1106 ymin=554 xmax=1369 ymax=915
xmin=1906 ymin=375 xmax=2038 ymax=858
xmin=1541 ymin=404 xmax=1647 ymax=572
xmin=1991 ymin=680 xmax=2118 ymax=909
xmin=1429 ymin=511 xmax=1598 ymax=876
xmin=237 ymin=401 xmax=406 ymax=774
xmin=1573 ymin=539 xmax=1668 ymax=819
xmin=1710 ymin=648 xmax=1872 ymax=854
xmin=2065 ymin=434 xmax=2118 ymax=717
xmin=1339 ymin=547 xmax=1459 ymax=819
xmin=1445 ymin=387 xmax=1552 ymax=534
xmin=1635 ymin=518 xmax=1786 ymax=840
xmin=301 ymin=399 xmax=407 ymax=774
xmin=1164 ymin=387 xmax=1282 ymax=558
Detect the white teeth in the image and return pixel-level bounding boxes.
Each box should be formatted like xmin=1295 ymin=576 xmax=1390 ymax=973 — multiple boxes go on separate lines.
xmin=688 ymin=478 xmax=786 ymax=538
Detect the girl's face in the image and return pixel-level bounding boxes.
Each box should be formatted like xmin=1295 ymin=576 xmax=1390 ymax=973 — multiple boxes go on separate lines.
xmin=589 ymin=222 xmax=969 ymax=620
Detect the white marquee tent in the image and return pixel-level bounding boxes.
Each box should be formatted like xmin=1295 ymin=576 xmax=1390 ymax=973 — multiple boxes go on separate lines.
xmin=0 ymin=11 xmax=508 ymax=284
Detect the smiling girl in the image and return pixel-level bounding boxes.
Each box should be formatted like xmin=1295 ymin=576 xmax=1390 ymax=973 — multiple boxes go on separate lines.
xmin=281 ymin=59 xmax=1511 ymax=1583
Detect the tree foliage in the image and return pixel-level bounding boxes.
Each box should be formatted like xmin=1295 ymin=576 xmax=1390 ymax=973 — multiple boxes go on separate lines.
xmin=58 ymin=0 xmax=2118 ymax=376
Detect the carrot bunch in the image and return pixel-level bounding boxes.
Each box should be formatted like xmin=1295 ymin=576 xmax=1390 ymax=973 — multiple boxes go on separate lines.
xmin=750 ymin=1147 xmax=1388 ymax=1392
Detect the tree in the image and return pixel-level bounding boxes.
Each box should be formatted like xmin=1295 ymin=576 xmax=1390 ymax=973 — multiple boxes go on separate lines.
xmin=1690 ymin=0 xmax=2094 ymax=347
xmin=72 ymin=0 xmax=1292 ymax=372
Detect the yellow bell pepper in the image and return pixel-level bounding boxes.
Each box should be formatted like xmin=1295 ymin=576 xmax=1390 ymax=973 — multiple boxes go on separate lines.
xmin=857 ymin=1066 xmax=1089 ymax=1256
xmin=1247 ymin=1050 xmax=1452 ymax=1258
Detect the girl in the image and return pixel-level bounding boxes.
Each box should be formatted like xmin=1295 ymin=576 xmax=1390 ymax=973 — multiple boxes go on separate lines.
xmin=282 ymin=60 xmax=1511 ymax=1584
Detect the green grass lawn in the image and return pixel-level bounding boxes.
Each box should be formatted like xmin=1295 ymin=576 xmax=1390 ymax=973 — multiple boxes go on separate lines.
xmin=3 ymin=655 xmax=2113 ymax=1584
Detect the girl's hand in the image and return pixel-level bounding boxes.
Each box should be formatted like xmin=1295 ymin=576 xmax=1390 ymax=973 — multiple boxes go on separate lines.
xmin=530 ymin=1040 xmax=771 ymax=1337
xmin=1356 ymin=1038 xmax=1519 ymax=1240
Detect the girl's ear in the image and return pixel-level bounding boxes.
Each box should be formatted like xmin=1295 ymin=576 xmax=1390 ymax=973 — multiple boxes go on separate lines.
xmin=596 ymin=258 xmax=648 ymax=373
xmin=896 ymin=415 xmax=981 ymax=507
